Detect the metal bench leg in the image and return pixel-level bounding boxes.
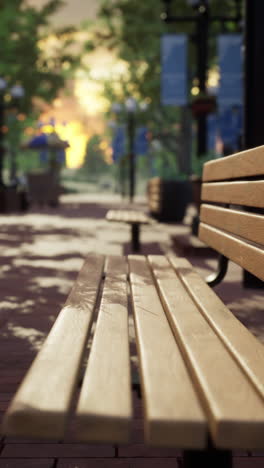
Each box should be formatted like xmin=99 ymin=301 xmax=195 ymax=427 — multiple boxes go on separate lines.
xmin=131 ymin=223 xmax=140 ymax=252
xmin=206 ymin=255 xmax=229 ymax=288
xmin=183 ymin=439 xmax=232 ymax=468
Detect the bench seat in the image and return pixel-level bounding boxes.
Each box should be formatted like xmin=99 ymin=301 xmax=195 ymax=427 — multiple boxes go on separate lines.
xmin=106 ymin=209 xmax=151 ymax=225
xmin=3 ymin=253 xmax=264 ymax=450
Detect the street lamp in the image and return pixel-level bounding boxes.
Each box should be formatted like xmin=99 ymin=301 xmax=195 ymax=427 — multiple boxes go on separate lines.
xmin=0 ymin=79 xmax=24 ymax=186
xmin=10 ymin=84 xmax=25 ymax=101
xmin=125 ymin=97 xmax=137 ymax=204
xmin=111 ymin=97 xmax=139 ymax=203
xmin=189 ymin=0 xmax=209 ymax=158
xmin=162 ymin=0 xmax=242 ymax=158
xmin=111 ymin=102 xmax=127 ymax=197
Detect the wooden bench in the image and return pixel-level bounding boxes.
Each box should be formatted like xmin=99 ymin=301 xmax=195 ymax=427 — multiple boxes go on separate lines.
xmin=2 ymin=146 xmax=264 ymax=467
xmin=106 ymin=209 xmax=153 ymax=252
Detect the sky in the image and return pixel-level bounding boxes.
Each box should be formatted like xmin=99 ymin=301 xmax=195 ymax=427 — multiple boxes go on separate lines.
xmin=28 ymin=0 xmax=99 ymax=26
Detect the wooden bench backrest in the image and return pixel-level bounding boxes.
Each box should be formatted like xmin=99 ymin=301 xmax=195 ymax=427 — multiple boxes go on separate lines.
xmin=199 ymin=145 xmax=264 ymax=281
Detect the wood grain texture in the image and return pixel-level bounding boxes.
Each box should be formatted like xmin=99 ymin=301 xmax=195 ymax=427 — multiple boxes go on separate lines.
xmin=106 ymin=210 xmax=150 ymax=224
xmin=203 ymin=145 xmax=264 ymax=181
xmin=75 ymin=256 xmax=132 ymax=443
xmin=150 ymin=255 xmax=264 ymax=449
xmin=199 ymin=223 xmax=264 ymax=281
xmin=128 ymin=255 xmax=206 ymax=449
xmin=2 ymin=254 xmax=105 ymax=439
xmin=201 ymin=181 xmax=264 ymax=208
xmin=200 ymin=204 xmax=264 ymax=246
xmin=168 ymin=255 xmax=264 ymax=402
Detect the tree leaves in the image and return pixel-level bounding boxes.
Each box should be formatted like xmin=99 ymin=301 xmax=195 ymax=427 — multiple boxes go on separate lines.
xmin=0 ymin=0 xmax=82 ymax=114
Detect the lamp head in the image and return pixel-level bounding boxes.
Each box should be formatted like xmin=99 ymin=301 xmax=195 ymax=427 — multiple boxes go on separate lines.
xmin=0 ymin=78 xmax=7 ymax=92
xmin=125 ymin=97 xmax=137 ymax=113
xmin=10 ymin=84 xmax=25 ymax=99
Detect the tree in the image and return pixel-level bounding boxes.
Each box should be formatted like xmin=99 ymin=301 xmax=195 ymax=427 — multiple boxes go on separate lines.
xmin=82 ymin=134 xmax=110 ymax=178
xmin=84 ymin=0 xmax=243 ymax=175
xmin=89 ymin=0 xmax=242 ymax=101
xmin=84 ymin=0 xmax=186 ymax=175
xmin=0 ymin=0 xmax=82 ymax=114
xmin=0 ymin=0 xmax=84 ymax=185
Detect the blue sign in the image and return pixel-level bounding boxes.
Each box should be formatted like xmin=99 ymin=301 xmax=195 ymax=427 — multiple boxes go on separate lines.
xmin=207 ymin=114 xmax=218 ymax=152
xmin=161 ymin=34 xmax=188 ymax=106
xmin=112 ymin=126 xmax=125 ymax=162
xmin=134 ymin=127 xmax=148 ymax=155
xmin=218 ymin=105 xmax=243 ymax=151
xmin=218 ymin=34 xmax=243 ymax=107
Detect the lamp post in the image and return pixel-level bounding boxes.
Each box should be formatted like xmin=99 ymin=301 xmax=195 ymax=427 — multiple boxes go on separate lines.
xmin=111 ymin=98 xmax=138 ymax=203
xmin=0 ymin=80 xmax=24 ymax=186
xmin=125 ymin=97 xmax=137 ymax=204
xmin=188 ymin=0 xmax=209 ymax=157
xmin=111 ymin=102 xmax=126 ymax=197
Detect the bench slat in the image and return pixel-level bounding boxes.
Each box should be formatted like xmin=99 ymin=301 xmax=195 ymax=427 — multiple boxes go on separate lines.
xmin=203 ymin=146 xmax=264 ymax=181
xmin=199 ymin=223 xmax=264 ymax=281
xmin=168 ymin=255 xmax=264 ymax=401
xmin=106 ymin=210 xmax=150 ymax=224
xmin=201 ymin=181 xmax=264 ymax=208
xmin=150 ymin=255 xmax=264 ymax=449
xmin=129 ymin=255 xmax=206 ymax=449
xmin=200 ymin=204 xmax=264 ymax=246
xmin=75 ymin=256 xmax=132 ymax=443
xmin=2 ymin=254 xmax=105 ymax=439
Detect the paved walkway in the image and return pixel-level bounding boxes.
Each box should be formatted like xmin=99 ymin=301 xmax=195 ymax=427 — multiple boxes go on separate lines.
xmin=0 ymin=192 xmax=263 ymax=467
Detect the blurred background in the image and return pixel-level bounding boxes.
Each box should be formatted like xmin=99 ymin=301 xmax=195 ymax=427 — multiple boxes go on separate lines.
xmin=0 ymin=0 xmax=245 ymax=209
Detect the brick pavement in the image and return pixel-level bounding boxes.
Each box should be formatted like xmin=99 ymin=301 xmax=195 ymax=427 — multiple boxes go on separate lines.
xmin=0 ymin=192 xmax=263 ymax=467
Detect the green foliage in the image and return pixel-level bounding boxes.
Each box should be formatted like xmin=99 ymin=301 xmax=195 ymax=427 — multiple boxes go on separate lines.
xmin=83 ymin=0 xmax=242 ymax=178
xmin=0 ymin=0 xmax=82 ymax=113
xmin=91 ymin=0 xmax=165 ymax=103
xmin=81 ymin=134 xmax=110 ymax=179
xmin=191 ymin=150 xmax=220 ymax=178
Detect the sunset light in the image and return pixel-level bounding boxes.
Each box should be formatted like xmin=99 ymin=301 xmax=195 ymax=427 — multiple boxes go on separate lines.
xmin=56 ymin=121 xmax=88 ymax=168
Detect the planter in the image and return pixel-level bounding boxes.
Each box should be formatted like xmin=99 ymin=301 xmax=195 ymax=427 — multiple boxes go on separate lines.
xmin=0 ymin=186 xmax=27 ymax=213
xmin=147 ymin=178 xmax=192 ymax=222
xmin=27 ymin=170 xmax=60 ymax=207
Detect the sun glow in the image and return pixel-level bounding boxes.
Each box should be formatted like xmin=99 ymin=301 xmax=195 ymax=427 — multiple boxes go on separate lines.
xmin=75 ymin=49 xmax=128 ymax=117
xmin=35 ymin=46 xmax=128 ymax=168
xmin=37 ymin=119 xmax=89 ymax=169
xmin=74 ymin=79 xmax=109 ymax=116
xmin=56 ymin=121 xmax=89 ymax=168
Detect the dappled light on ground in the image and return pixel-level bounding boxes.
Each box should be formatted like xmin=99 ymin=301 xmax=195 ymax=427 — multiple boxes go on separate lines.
xmin=0 ymin=193 xmax=169 ymax=358
xmin=0 ymin=193 xmax=262 ymax=408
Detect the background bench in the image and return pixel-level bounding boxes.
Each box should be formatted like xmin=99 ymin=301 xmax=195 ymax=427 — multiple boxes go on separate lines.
xmin=106 ymin=209 xmax=153 ymax=251
xmin=2 ymin=145 xmax=264 ymax=468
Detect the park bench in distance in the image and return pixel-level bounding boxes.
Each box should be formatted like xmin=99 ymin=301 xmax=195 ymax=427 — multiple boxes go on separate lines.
xmin=2 ymin=145 xmax=264 ymax=467
xmin=106 ymin=209 xmax=154 ymax=252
